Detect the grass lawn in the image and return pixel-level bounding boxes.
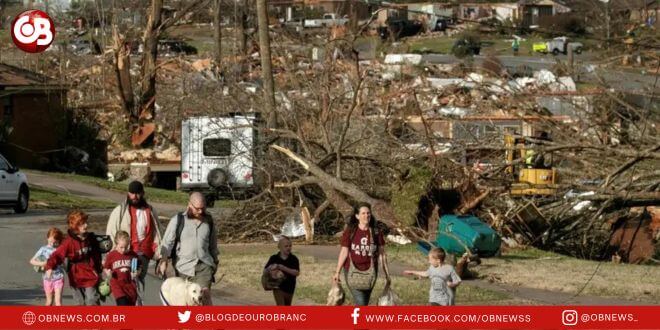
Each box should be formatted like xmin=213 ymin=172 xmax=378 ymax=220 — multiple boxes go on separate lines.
xmin=47 ymin=172 xmax=191 ymax=205
xmin=31 ymin=187 xmax=115 ymax=210
xmin=388 ymin=244 xmax=660 ymax=303
xmin=409 ymin=37 xmax=455 ymax=54
xmin=485 ymin=37 xmax=545 ymax=56
xmin=29 ymin=170 xmax=239 ymax=208
xmin=218 ymin=246 xmax=509 ymax=305
xmin=407 ymin=36 xmax=549 ymax=56
xmin=167 ymin=24 xmax=232 ymax=57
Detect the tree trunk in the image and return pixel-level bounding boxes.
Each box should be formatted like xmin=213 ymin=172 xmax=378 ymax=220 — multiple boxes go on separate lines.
xmin=236 ymin=0 xmax=247 ymax=56
xmin=213 ymin=0 xmax=222 ymax=69
xmin=580 ymin=192 xmax=660 ymax=208
xmin=256 ymin=0 xmax=277 ymax=127
xmin=112 ymin=28 xmax=135 ymax=119
xmin=349 ymin=0 xmax=358 ymax=34
xmin=138 ymin=0 xmax=164 ymax=123
xmin=271 ymin=145 xmax=396 ymax=223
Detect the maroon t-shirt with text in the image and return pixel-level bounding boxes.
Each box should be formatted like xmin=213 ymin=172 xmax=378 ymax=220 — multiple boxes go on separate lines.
xmin=103 ymin=250 xmax=138 ymax=303
xmin=340 ymin=227 xmax=385 ymax=271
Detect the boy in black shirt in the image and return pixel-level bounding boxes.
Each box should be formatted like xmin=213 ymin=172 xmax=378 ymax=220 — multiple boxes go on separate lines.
xmin=264 ymin=236 xmax=300 ymax=305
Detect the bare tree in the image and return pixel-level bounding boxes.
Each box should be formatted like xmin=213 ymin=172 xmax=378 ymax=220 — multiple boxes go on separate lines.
xmin=235 ymin=0 xmax=247 ymax=57
xmin=255 ymin=0 xmax=276 ymax=127
xmin=213 ymin=0 xmax=222 ymax=69
xmin=112 ymin=0 xmax=210 ymax=145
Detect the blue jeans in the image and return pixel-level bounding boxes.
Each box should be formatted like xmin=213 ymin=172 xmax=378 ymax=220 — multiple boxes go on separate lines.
xmin=72 ymin=286 xmax=100 ymax=306
xmin=344 ymin=270 xmax=375 ymax=306
xmin=349 ymin=287 xmax=373 ymax=306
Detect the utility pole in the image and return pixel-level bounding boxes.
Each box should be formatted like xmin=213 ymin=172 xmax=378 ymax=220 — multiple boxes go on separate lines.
xmin=568 ymin=43 xmax=574 ymax=79
xmin=606 ymin=1 xmax=610 ymax=42
xmin=214 ymin=0 xmax=222 ymax=70
xmin=256 ymin=0 xmax=277 ymax=127
xmin=236 ymin=0 xmax=247 ymax=56
xmin=600 ymin=0 xmax=610 ymax=46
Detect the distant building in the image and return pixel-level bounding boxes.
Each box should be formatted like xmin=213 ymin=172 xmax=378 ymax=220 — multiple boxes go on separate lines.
xmin=23 ymin=0 xmax=72 ymax=14
xmin=404 ymin=2 xmax=457 ymax=29
xmin=0 ymin=63 xmax=68 ymax=169
xmin=268 ymin=0 xmax=372 ymax=21
xmin=519 ymin=0 xmax=571 ymax=27
xmin=456 ymin=0 xmax=570 ymax=27
xmin=612 ymin=0 xmax=659 ymax=27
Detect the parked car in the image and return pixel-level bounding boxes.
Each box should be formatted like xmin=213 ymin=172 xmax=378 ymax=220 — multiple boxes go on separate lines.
xmin=432 ymin=18 xmax=449 ymax=32
xmin=284 ymin=18 xmax=303 ymax=27
xmin=68 ymin=39 xmax=101 ymax=55
xmin=534 ymin=37 xmax=583 ymax=55
xmin=158 ymin=39 xmax=198 ymax=56
xmin=378 ymin=19 xmax=424 ymax=41
xmin=0 ymin=153 xmax=29 ymax=213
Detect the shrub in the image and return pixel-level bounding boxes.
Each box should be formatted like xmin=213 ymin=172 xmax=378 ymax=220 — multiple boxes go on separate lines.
xmin=452 ymin=32 xmax=481 ymax=58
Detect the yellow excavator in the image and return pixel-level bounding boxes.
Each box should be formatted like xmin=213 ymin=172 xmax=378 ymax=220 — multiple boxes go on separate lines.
xmin=505 ymin=134 xmax=557 ymax=196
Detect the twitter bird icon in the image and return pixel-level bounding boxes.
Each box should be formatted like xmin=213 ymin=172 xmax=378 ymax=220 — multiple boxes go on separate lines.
xmin=178 ymin=310 xmax=191 ymax=323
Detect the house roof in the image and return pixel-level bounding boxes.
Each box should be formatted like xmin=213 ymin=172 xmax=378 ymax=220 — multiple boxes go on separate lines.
xmin=518 ymin=0 xmax=568 ymax=6
xmin=455 ymin=0 xmax=569 ymax=5
xmin=0 ymin=63 xmax=65 ymax=89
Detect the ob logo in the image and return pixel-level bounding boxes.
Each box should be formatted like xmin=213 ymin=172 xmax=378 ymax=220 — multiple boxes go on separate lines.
xmin=11 ymin=10 xmax=55 ymax=53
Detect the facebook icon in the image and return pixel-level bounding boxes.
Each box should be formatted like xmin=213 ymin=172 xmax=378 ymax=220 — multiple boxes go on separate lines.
xmin=351 ymin=308 xmax=360 ymax=325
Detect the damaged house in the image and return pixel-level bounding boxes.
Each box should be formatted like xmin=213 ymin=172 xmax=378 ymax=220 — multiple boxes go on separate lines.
xmin=0 ymin=63 xmax=68 ymax=169
xmin=457 ymin=0 xmax=571 ymax=27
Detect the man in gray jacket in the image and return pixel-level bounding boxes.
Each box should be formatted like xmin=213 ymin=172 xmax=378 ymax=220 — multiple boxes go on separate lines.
xmin=157 ymin=192 xmax=218 ymax=305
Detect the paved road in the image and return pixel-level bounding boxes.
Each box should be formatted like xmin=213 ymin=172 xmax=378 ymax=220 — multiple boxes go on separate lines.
xmin=24 ymin=170 xmax=234 ymax=219
xmin=0 ymin=213 xmax=163 ymax=306
xmin=0 ymin=212 xmax=257 ymax=306
xmin=0 ymin=171 xmax=250 ymax=305
xmin=421 ymin=54 xmax=659 ymax=92
xmin=24 ymin=171 xmax=182 ymax=217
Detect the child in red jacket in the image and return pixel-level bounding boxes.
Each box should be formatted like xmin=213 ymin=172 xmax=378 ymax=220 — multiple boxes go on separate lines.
xmin=103 ymin=231 xmax=140 ymax=306
xmin=46 ymin=210 xmax=103 ymax=305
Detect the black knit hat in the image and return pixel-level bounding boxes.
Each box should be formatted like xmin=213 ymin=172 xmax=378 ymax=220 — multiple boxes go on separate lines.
xmin=128 ymin=181 xmax=144 ymax=194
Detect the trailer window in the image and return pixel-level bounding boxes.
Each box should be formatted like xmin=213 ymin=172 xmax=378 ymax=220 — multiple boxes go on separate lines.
xmin=203 ymin=139 xmax=231 ymax=157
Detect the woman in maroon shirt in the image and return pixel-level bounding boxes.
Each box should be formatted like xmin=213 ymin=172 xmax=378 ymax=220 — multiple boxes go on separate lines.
xmin=332 ymin=203 xmax=391 ymax=305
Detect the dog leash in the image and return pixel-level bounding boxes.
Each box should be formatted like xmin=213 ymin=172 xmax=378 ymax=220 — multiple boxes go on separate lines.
xmin=159 ymin=288 xmax=171 ymax=306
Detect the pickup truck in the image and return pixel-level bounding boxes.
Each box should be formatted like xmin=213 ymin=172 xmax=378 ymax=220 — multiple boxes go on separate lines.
xmin=304 ymin=13 xmax=348 ymax=28
xmin=533 ymin=37 xmax=583 ymax=55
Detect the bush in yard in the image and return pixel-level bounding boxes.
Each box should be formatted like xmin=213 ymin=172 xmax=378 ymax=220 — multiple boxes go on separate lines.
xmin=452 ymin=32 xmax=481 ymax=58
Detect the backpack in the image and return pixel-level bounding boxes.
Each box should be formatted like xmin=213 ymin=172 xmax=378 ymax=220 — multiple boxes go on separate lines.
xmin=170 ymin=212 xmax=215 ymax=277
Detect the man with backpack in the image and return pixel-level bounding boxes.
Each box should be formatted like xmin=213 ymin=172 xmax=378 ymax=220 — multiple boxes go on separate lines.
xmin=157 ymin=192 xmax=218 ymax=305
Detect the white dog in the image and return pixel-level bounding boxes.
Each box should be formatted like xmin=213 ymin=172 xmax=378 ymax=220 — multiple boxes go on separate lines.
xmin=159 ymin=277 xmax=203 ymax=306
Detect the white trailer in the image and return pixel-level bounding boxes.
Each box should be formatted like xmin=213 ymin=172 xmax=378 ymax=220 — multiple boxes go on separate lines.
xmin=180 ymin=115 xmax=259 ymax=203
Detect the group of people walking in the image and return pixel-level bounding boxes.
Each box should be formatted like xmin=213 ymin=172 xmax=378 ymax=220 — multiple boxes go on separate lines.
xmin=30 ymin=182 xmax=460 ymax=307
xmin=31 ymin=181 xmax=218 ymax=306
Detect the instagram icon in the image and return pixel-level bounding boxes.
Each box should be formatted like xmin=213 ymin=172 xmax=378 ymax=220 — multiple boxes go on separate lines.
xmin=562 ymin=310 xmax=578 ymax=326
